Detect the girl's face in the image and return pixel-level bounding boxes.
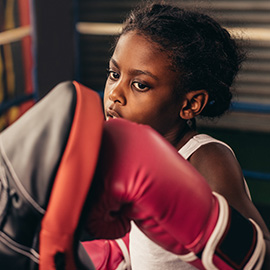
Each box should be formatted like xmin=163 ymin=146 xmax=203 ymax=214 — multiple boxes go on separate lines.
xmin=104 ymin=31 xmax=185 ymax=139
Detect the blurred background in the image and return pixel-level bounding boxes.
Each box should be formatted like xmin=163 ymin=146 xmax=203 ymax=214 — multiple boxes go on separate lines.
xmin=0 ymin=0 xmax=270 ymax=227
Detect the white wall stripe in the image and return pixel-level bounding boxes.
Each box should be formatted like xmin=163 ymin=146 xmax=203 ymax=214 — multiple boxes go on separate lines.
xmin=76 ymin=22 xmax=270 ymax=41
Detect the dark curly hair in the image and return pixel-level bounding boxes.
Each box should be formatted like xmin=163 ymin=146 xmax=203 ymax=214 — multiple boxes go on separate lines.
xmin=118 ymin=2 xmax=245 ymax=117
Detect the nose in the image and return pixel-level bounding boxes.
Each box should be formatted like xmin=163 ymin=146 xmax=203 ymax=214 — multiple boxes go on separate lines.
xmin=108 ymin=81 xmax=126 ymax=105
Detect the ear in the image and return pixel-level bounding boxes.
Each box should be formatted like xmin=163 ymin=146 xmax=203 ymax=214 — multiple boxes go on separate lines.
xmin=179 ymin=90 xmax=209 ymax=119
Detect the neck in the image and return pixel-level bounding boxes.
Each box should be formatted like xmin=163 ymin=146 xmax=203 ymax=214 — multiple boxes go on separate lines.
xmin=164 ymin=123 xmax=197 ymax=151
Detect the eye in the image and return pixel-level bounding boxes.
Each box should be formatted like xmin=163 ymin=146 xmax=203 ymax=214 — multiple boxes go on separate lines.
xmin=132 ymin=82 xmax=150 ymax=92
xmin=107 ymin=69 xmax=120 ymax=80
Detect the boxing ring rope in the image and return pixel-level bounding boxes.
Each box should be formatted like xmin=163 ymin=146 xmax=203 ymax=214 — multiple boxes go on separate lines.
xmin=231 ymin=101 xmax=270 ymax=114
xmin=243 ymin=170 xmax=270 ymax=181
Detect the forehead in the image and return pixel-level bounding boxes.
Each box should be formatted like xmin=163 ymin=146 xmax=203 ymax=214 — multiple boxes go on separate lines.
xmin=112 ymin=31 xmax=172 ymax=70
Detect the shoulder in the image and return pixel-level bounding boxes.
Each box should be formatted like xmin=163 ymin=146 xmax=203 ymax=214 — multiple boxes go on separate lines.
xmin=188 ymin=138 xmax=246 ymax=201
xmin=188 ymin=136 xmax=270 ymax=239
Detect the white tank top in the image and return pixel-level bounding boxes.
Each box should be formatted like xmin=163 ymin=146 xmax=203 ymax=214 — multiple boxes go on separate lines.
xmin=130 ymin=134 xmax=251 ymax=270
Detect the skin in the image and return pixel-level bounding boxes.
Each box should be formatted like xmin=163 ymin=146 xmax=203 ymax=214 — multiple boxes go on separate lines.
xmin=104 ymin=30 xmax=270 ymax=268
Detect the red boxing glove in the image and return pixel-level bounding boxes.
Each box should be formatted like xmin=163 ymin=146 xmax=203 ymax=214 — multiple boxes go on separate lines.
xmin=86 ymin=118 xmax=265 ymax=270
xmin=82 ymin=234 xmax=130 ymax=270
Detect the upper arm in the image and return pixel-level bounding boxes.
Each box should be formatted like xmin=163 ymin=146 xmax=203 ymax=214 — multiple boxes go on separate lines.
xmin=189 ymin=142 xmax=270 ymax=238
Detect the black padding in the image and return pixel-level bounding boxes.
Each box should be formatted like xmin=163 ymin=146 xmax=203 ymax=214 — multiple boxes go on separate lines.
xmin=216 ymin=207 xmax=257 ymax=269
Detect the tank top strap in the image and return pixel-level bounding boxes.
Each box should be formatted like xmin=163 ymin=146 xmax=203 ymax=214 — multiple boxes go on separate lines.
xmin=178 ymin=134 xmax=251 ymax=200
xmin=179 ymin=134 xmax=234 ymax=160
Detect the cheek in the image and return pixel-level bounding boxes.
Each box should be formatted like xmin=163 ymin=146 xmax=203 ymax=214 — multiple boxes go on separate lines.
xmin=145 ymin=100 xmax=180 ymax=131
xmin=128 ymin=105 xmax=160 ymax=126
xmin=103 ymin=81 xmax=111 ymax=104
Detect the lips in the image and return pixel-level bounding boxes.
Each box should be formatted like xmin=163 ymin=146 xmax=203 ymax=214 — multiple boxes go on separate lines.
xmin=106 ymin=108 xmax=121 ymax=120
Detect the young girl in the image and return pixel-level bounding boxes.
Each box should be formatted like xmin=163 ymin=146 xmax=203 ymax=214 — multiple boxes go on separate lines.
xmin=84 ymin=2 xmax=270 ymax=269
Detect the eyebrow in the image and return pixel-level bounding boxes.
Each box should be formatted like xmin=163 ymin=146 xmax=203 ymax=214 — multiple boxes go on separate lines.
xmin=110 ymin=58 xmax=159 ymax=81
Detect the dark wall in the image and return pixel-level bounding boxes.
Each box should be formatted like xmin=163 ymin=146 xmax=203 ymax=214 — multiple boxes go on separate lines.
xmin=32 ymin=0 xmax=78 ymax=98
